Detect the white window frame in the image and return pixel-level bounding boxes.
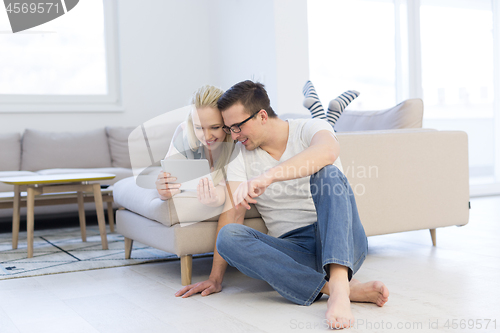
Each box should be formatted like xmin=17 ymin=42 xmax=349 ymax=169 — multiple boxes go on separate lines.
xmin=0 ymin=0 xmax=122 ymax=113
xmin=475 ymin=0 xmax=500 ymax=196
xmin=393 ymin=0 xmax=500 ymax=196
xmin=309 ymin=0 xmax=500 ymax=196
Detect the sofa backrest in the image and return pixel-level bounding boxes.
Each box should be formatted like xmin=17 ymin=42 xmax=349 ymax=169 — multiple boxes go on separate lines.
xmin=21 ymin=128 xmax=112 ymax=171
xmin=128 ymin=105 xmax=190 ymax=174
xmin=336 ymin=129 xmax=469 ymax=236
xmin=334 ymin=98 xmax=423 ymax=131
xmin=106 ymin=126 xmax=135 ymax=169
xmin=280 ymin=98 xmax=424 ymax=132
xmin=0 ymin=133 xmax=21 ymax=171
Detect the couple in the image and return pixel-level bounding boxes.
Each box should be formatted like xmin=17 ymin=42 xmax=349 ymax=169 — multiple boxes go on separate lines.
xmin=156 ymin=81 xmax=389 ymax=329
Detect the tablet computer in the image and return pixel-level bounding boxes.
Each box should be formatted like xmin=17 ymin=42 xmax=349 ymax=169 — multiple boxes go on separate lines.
xmin=160 ymin=159 xmax=213 ymax=191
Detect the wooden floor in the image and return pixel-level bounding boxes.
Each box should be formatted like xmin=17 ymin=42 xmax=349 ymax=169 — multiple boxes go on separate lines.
xmin=0 ymin=196 xmax=498 ymax=333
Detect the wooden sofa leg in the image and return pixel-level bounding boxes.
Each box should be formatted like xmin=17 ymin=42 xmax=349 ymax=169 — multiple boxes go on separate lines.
xmin=124 ymin=237 xmax=133 ymax=259
xmin=181 ymin=255 xmax=193 ymax=286
xmin=429 ymin=228 xmax=436 ymax=246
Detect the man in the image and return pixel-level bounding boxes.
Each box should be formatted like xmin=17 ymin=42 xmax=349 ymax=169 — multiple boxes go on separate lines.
xmin=175 ymin=80 xmax=389 ymax=329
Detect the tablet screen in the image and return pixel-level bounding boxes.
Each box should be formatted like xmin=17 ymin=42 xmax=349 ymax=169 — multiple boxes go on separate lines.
xmin=160 ymin=159 xmax=213 ymax=191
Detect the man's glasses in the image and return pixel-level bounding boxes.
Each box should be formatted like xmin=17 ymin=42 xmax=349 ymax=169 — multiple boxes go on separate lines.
xmin=222 ymin=110 xmax=261 ymax=134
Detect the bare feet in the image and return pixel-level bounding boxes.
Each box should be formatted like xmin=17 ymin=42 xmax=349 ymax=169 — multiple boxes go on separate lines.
xmin=324 ymin=265 xmax=355 ymax=329
xmin=325 ymin=287 xmax=354 ymax=329
xmin=320 ymin=277 xmax=389 ymax=329
xmin=322 ymin=278 xmax=390 ymax=307
xmin=349 ymin=278 xmax=389 ymax=307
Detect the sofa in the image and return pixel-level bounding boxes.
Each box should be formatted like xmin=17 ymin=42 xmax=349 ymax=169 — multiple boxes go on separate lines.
xmin=113 ymin=99 xmax=470 ymax=285
xmin=0 ymin=127 xmax=136 ymax=221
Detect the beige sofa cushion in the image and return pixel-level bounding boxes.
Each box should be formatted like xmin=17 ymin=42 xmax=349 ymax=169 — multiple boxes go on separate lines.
xmin=21 ymin=128 xmax=112 ymax=171
xmin=280 ymin=98 xmax=423 ymax=132
xmin=113 ymin=176 xmax=260 ymax=226
xmin=113 ymin=177 xmax=217 ymax=226
xmin=0 ymin=133 xmax=21 ymax=171
xmin=334 ymin=98 xmax=423 ymax=132
xmin=128 ymin=105 xmax=190 ymax=171
xmin=106 ymin=127 xmax=135 ymax=168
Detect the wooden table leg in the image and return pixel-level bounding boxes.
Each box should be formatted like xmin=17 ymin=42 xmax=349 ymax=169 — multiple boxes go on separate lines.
xmin=92 ymin=183 xmax=108 ymax=250
xmin=26 ymin=187 xmax=36 ymax=258
xmin=12 ymin=185 xmax=21 ymax=250
xmin=107 ymin=200 xmax=115 ymax=233
xmin=77 ymin=191 xmax=87 ymax=242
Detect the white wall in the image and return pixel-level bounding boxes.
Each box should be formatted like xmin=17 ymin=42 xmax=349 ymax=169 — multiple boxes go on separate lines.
xmin=0 ymin=0 xmax=310 ymax=134
xmin=117 ymin=0 xmax=213 ymax=124
xmin=273 ymin=0 xmax=310 ymax=116
xmin=207 ymin=0 xmax=279 ymax=108
xmin=208 ymin=0 xmax=310 ymax=115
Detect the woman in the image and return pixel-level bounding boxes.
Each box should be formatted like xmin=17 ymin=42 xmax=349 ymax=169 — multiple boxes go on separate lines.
xmin=155 ymin=85 xmax=233 ymax=207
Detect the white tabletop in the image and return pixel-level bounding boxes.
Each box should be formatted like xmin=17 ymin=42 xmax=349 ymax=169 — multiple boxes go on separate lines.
xmin=0 ymin=173 xmax=116 ymax=185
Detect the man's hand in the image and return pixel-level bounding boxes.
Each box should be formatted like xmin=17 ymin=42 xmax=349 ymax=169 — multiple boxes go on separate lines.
xmin=155 ymin=172 xmax=181 ymax=200
xmin=197 ymin=178 xmax=219 ymax=206
xmin=175 ymin=278 xmax=222 ymax=298
xmin=233 ymin=173 xmax=273 ymax=210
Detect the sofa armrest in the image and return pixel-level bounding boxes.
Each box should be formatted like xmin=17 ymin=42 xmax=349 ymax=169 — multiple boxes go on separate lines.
xmin=337 ymin=129 xmax=469 ymax=236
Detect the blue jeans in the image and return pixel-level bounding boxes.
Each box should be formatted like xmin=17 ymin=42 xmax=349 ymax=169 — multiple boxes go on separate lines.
xmin=216 ymin=165 xmax=368 ymax=306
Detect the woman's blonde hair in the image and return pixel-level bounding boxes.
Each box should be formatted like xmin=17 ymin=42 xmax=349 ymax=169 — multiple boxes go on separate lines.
xmin=185 ymin=85 xmax=233 ymax=185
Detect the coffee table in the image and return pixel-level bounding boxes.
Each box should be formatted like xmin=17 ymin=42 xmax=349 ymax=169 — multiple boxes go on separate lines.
xmin=0 ymin=173 xmax=115 ymax=258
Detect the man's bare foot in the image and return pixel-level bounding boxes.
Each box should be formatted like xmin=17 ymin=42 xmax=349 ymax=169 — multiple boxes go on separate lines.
xmin=325 ymin=287 xmax=354 ymax=329
xmin=324 ymin=265 xmax=354 ymax=330
xmin=349 ymin=278 xmax=389 ymax=307
xmin=321 ymin=279 xmax=390 ymax=306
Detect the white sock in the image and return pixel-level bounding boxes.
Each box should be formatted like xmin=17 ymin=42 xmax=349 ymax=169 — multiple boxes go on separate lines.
xmin=327 ymin=90 xmax=360 ymax=127
xmin=303 ymin=81 xmax=326 ymax=120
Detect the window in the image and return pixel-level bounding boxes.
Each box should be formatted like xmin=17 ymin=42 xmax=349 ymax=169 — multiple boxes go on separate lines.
xmin=308 ymin=0 xmax=500 ymax=195
xmin=0 ymin=0 xmax=121 ymax=112
xmin=308 ymin=0 xmax=397 ymax=110
xmin=420 ymin=0 xmax=495 ymax=182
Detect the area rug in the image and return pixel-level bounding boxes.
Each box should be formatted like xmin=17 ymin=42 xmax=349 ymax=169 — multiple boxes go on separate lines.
xmin=0 ymin=226 xmax=182 ymax=280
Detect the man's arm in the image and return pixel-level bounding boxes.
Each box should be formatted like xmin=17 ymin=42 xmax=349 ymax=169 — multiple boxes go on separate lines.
xmin=267 ymin=130 xmax=339 ymax=182
xmin=175 ymin=181 xmax=246 ymax=297
xmin=233 ymin=130 xmax=339 ymax=209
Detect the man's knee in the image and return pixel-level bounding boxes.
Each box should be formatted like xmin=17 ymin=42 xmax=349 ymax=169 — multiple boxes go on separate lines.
xmin=310 ymin=165 xmax=346 ymax=196
xmin=216 ymin=223 xmax=248 ymax=255
xmin=314 ymin=165 xmax=342 ymax=181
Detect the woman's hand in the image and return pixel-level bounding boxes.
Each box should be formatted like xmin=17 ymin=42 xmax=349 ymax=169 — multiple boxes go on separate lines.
xmin=156 ymin=172 xmax=181 ymax=200
xmin=197 ymin=178 xmax=219 ymax=206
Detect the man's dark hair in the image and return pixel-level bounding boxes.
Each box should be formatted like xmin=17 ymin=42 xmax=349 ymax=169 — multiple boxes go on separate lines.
xmin=217 ymin=80 xmax=277 ymax=118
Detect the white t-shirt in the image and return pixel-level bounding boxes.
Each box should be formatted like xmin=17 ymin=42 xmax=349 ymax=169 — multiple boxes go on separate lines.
xmin=226 ymin=118 xmax=343 ymax=237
